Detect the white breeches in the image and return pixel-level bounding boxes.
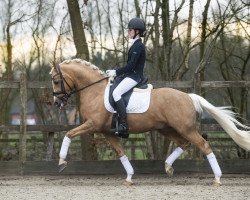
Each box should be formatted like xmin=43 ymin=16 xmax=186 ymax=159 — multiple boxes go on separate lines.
xmin=113 ymin=77 xmax=137 ymax=102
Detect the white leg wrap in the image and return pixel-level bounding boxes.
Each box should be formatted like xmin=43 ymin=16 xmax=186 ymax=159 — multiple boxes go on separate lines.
xmin=165 ymin=147 xmax=184 ymax=166
xmin=207 ymin=152 xmax=222 ymax=178
xmin=120 ymin=155 xmax=134 ymax=178
xmin=59 ymin=136 xmax=71 ymax=160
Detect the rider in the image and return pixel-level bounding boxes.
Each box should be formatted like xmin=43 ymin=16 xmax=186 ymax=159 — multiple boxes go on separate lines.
xmin=106 ymin=17 xmax=146 ymax=136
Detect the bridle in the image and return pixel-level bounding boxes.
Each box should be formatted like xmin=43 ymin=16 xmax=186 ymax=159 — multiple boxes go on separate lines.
xmin=51 ymin=64 xmax=108 ymax=108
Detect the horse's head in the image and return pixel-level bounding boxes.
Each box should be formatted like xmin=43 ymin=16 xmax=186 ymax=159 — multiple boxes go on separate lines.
xmin=50 ymin=59 xmax=108 ymax=109
xmin=49 ymin=62 xmax=74 ymax=109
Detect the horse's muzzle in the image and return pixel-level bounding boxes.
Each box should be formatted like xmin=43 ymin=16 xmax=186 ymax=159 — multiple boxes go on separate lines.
xmin=54 ymin=97 xmax=67 ymax=109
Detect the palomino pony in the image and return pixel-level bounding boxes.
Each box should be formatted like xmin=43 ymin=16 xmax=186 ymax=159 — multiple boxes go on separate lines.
xmin=50 ymin=59 xmax=250 ymax=186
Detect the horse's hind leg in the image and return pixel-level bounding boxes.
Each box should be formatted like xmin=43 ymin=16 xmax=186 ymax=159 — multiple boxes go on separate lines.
xmin=183 ymin=130 xmax=222 ymax=186
xmin=159 ymin=128 xmax=191 ymax=176
xmin=103 ymin=133 xmax=134 ymax=185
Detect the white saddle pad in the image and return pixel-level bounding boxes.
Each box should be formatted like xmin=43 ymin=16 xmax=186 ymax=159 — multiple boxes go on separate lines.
xmin=104 ymin=83 xmax=153 ymax=113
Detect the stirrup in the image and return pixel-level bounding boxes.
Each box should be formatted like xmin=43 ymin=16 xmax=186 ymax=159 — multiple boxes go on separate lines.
xmin=116 ymin=123 xmax=128 ymax=133
xmin=117 ymin=132 xmax=129 ymax=138
xmin=111 ymin=123 xmax=129 ymax=138
xmin=117 ymin=126 xmax=129 ymax=138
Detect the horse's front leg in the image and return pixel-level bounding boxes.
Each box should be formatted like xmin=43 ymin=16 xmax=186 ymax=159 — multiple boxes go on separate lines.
xmin=58 ymin=120 xmax=95 ymax=172
xmin=104 ymin=134 xmax=134 ymax=185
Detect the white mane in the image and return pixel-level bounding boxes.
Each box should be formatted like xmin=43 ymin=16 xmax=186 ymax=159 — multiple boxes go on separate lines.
xmin=61 ymin=58 xmax=105 ymax=75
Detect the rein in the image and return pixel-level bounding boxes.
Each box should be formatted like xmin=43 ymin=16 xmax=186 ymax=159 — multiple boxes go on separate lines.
xmin=52 ymin=63 xmax=108 ymax=106
xmin=70 ymin=76 xmax=108 ymax=95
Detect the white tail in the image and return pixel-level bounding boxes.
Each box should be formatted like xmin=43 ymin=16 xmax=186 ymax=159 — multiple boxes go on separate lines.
xmin=188 ymin=93 xmax=250 ymax=151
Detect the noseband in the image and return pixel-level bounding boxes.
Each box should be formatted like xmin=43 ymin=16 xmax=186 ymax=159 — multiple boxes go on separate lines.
xmin=52 ymin=64 xmax=108 ymax=107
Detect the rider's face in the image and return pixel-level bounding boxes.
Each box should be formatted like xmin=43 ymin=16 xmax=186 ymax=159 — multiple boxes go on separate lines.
xmin=128 ymin=29 xmax=138 ymax=39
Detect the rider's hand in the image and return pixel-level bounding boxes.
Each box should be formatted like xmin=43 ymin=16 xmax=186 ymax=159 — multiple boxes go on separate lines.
xmin=106 ymin=70 xmax=116 ymax=77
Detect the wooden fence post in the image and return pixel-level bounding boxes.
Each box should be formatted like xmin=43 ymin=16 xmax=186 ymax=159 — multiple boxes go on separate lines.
xmin=145 ymin=132 xmax=154 ymax=159
xmin=193 ymin=72 xmax=203 ymax=159
xmin=131 ymin=139 xmax=135 ymax=160
xmin=193 ymin=72 xmax=201 ymax=94
xmin=19 ymin=69 xmax=27 ymax=174
xmin=45 ymin=132 xmax=55 ymax=161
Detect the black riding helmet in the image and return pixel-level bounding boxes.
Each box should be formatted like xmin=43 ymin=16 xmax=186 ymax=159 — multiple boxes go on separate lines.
xmin=128 ymin=18 xmax=146 ymax=37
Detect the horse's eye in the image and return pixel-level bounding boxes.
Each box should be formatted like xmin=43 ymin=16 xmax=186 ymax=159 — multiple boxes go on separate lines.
xmin=53 ymin=80 xmax=59 ymax=84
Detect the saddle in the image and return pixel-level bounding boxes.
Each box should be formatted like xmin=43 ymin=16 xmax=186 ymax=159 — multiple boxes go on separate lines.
xmin=105 ymin=77 xmax=153 ymax=138
xmin=108 ymin=76 xmax=149 ymax=109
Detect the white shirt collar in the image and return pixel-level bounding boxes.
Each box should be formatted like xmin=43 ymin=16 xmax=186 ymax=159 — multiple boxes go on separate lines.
xmin=132 ymin=37 xmax=140 ymax=44
xmin=129 ymin=36 xmax=140 ymax=46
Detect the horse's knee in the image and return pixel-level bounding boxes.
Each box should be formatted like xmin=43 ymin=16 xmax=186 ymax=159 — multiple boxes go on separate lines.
xmin=66 ymin=132 xmax=73 ymax=139
xmin=66 ymin=130 xmax=78 ymax=139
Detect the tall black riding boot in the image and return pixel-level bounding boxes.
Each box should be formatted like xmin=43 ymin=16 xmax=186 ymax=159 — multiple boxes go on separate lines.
xmin=115 ymin=98 xmax=128 ymax=137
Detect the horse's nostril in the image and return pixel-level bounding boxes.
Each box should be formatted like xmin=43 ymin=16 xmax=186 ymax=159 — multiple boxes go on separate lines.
xmin=54 ymin=101 xmax=60 ymax=108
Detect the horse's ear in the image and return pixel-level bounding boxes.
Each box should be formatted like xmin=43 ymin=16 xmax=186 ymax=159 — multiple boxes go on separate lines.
xmin=49 ymin=61 xmax=57 ymax=75
xmin=49 ymin=61 xmax=55 ymax=69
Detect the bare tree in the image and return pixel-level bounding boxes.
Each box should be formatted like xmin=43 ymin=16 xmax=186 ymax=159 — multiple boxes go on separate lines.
xmin=134 ymin=0 xmax=141 ymax=17
xmin=0 ymin=0 xmax=26 ymax=160
xmin=67 ymin=0 xmax=97 ymax=160
xmin=161 ymin=0 xmax=185 ymax=80
xmin=211 ymin=0 xmax=250 ymax=158
xmin=0 ymin=0 xmax=26 ymax=125
xmin=173 ymin=0 xmax=194 ymax=80
xmin=67 ymin=0 xmax=89 ymax=60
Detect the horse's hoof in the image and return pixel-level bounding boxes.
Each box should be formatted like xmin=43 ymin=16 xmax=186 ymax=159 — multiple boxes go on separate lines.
xmin=58 ymin=162 xmax=67 ymax=173
xmin=123 ymin=180 xmax=134 ymax=186
xmin=212 ymin=178 xmax=222 ymax=186
xmin=165 ymin=163 xmax=174 ymax=177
